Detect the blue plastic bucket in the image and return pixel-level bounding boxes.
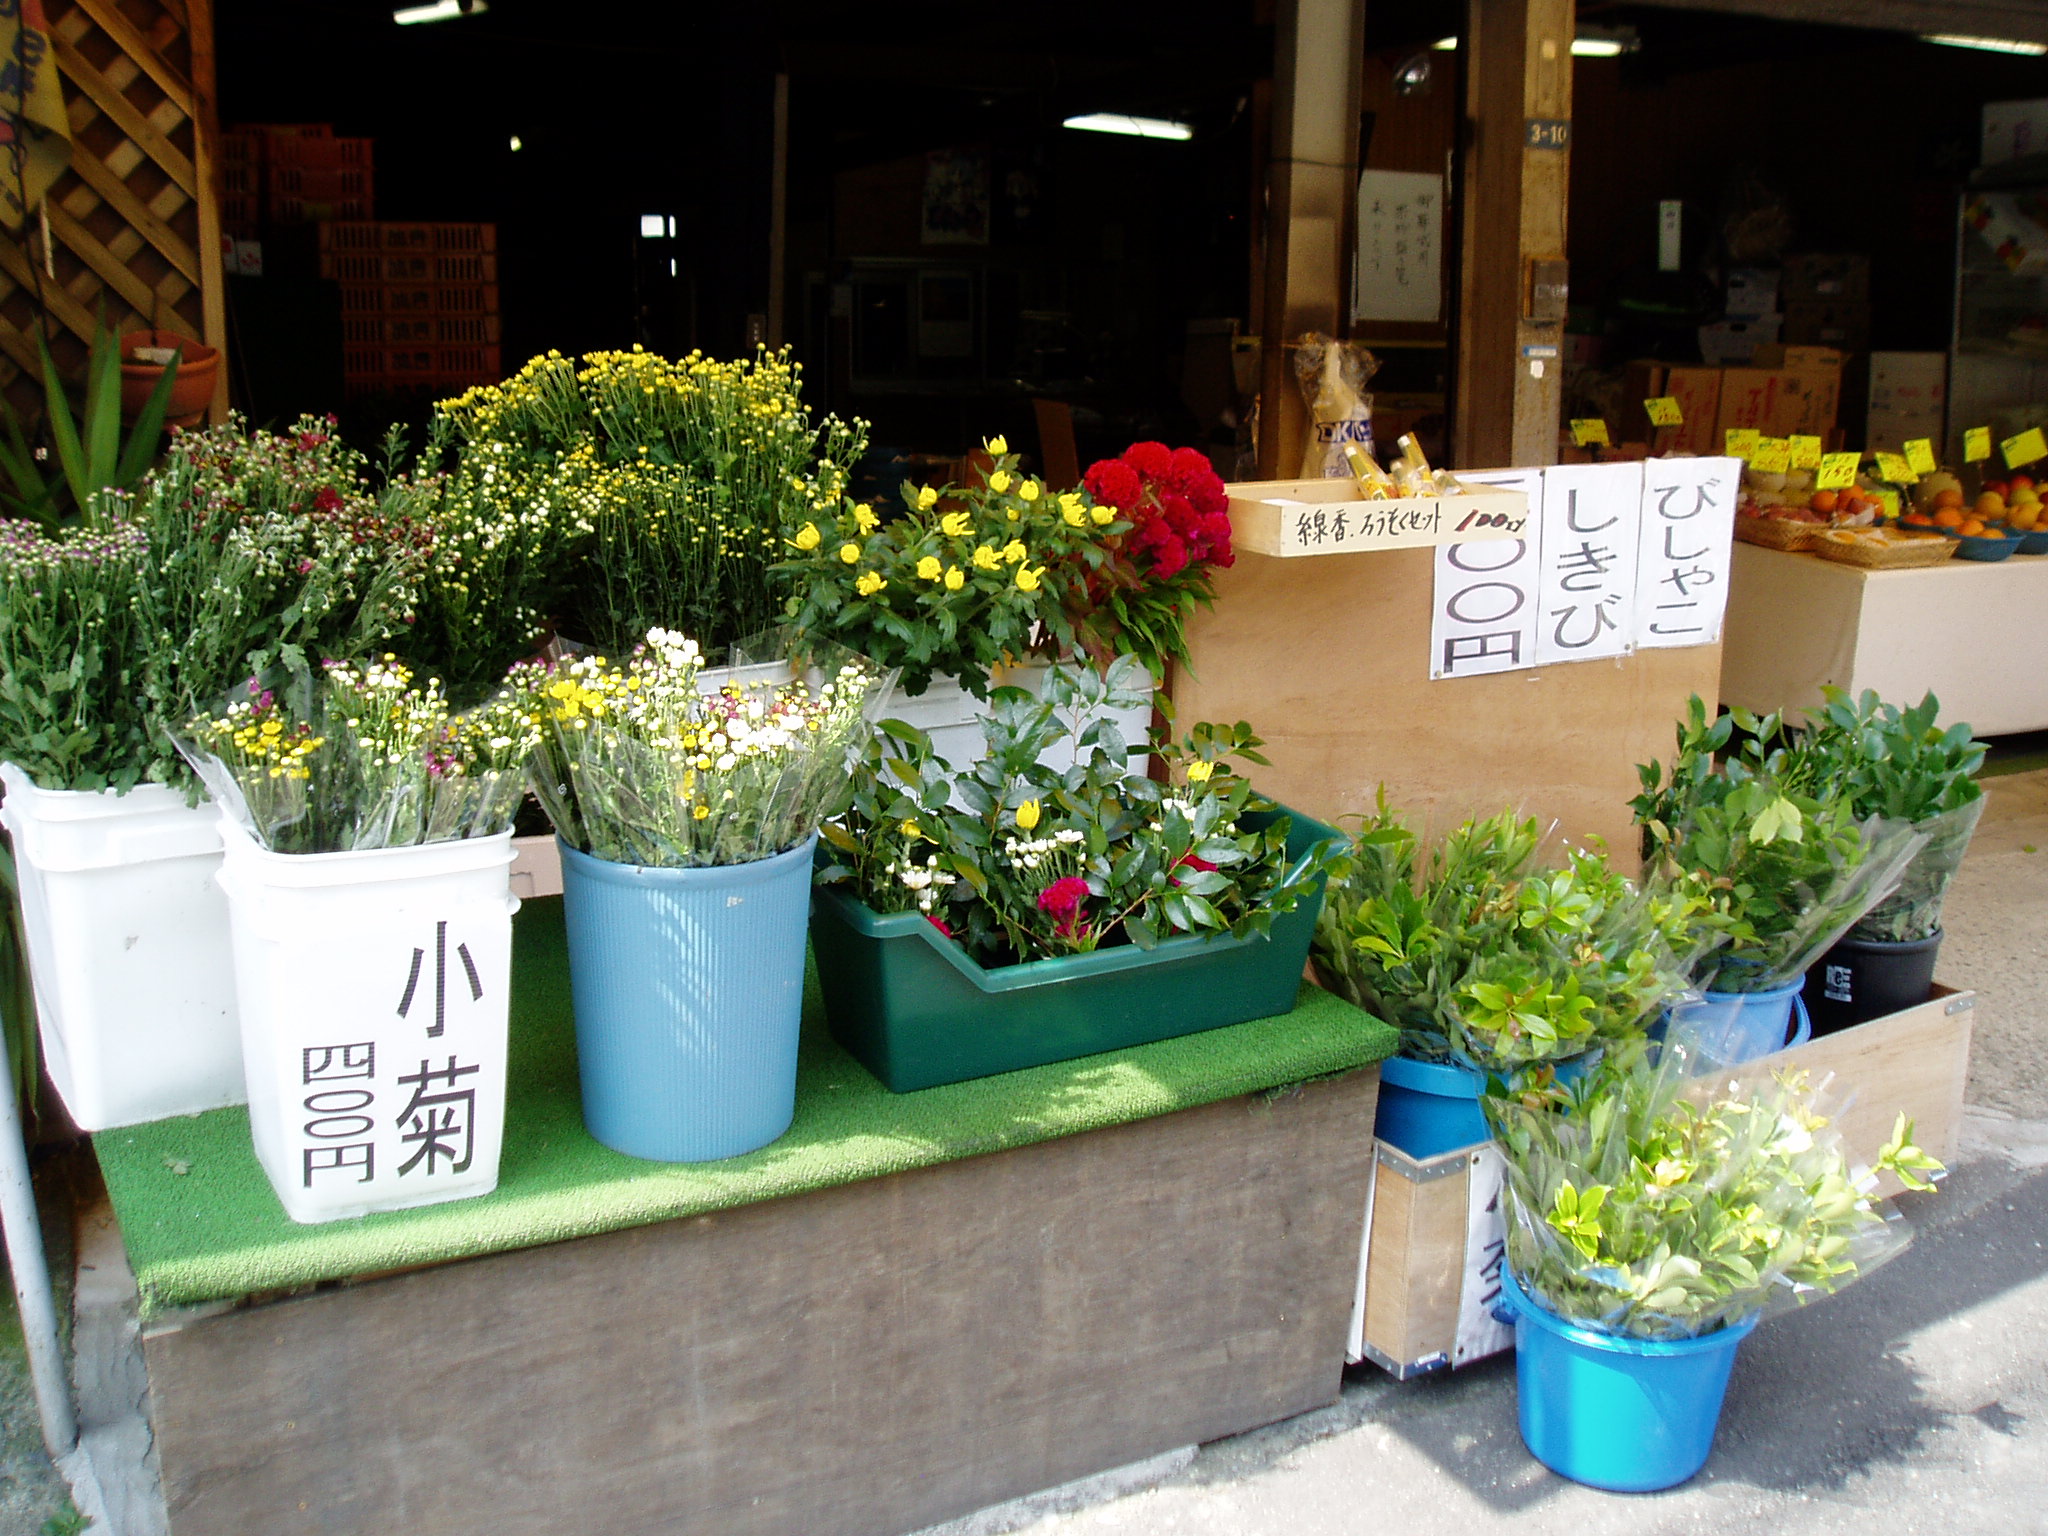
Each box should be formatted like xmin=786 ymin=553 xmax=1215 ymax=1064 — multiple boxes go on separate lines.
xmin=1665 ymin=978 xmax=1811 ymax=1069
xmin=559 ymin=835 xmax=816 ymax=1163
xmin=1375 ymin=1052 xmax=1595 ymax=1159
xmin=1499 ymin=1267 xmax=1757 ymax=1492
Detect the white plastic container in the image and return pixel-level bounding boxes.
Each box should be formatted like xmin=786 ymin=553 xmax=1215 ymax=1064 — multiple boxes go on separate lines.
xmin=216 ymin=821 xmax=518 ymax=1224
xmin=883 ymin=662 xmax=1155 ymax=783
xmin=0 ymin=764 xmax=244 ymax=1130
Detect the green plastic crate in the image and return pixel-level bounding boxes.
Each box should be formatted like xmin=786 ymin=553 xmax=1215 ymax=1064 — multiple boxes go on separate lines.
xmin=810 ymin=804 xmax=1341 ymax=1092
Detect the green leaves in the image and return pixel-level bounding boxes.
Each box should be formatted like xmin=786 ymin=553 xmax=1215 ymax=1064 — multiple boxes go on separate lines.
xmin=1546 ymin=1180 xmax=1608 ymax=1260
xmin=1748 ymin=793 xmax=1803 ymax=845
xmin=1877 ymin=1112 xmax=1945 ymax=1193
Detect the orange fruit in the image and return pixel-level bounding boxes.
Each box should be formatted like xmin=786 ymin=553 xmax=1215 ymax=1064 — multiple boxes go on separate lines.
xmin=2014 ymin=474 xmax=2035 ymax=493
xmin=1960 ymin=518 xmax=1987 ymax=536
xmin=1810 ymin=490 xmax=1839 ymax=514
xmin=1936 ymin=507 xmax=1965 ymax=528
xmin=1903 ymin=511 xmax=1934 ymax=527
xmin=1934 ymin=487 xmax=1965 ymax=509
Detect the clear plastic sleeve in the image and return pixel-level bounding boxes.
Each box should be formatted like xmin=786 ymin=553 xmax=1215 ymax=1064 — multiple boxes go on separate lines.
xmin=1849 ymin=798 xmax=1985 ymax=945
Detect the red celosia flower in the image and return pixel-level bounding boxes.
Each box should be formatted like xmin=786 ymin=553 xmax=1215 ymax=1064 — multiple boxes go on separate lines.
xmin=1037 ymin=876 xmax=1089 ymax=919
xmin=1085 ymin=459 xmax=1143 ymax=511
xmin=927 ymin=915 xmax=954 ymax=939
xmin=1123 ymin=441 xmax=1174 ymax=479
xmin=1151 ymin=535 xmax=1189 ymax=579
xmin=1167 ymin=446 xmax=1213 ymax=487
xmin=1161 ymin=493 xmax=1200 ymax=537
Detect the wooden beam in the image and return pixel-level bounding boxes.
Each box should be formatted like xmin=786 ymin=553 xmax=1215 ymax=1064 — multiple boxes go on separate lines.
xmin=69 ymin=0 xmax=196 ymax=118
xmin=0 ymin=240 xmax=100 ymax=348
xmin=63 ymin=156 xmax=201 ymax=284
xmin=1628 ymin=0 xmax=2048 ymax=44
xmin=43 ymin=201 xmax=157 ymax=323
xmin=0 ymin=324 xmax=39 ymax=377
xmin=184 ymin=0 xmax=228 ymax=422
xmin=50 ymin=35 xmax=198 ymax=195
xmin=1453 ymin=0 xmax=1573 ymax=469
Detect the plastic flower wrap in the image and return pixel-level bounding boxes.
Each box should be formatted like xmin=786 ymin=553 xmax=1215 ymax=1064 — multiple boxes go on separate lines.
xmin=818 ymin=657 xmax=1339 ymax=966
xmin=517 ymin=628 xmax=890 ymax=868
xmin=178 ymin=658 xmax=536 ymax=854
xmin=1310 ymin=801 xmax=1706 ymax=1076
xmin=1485 ymin=1042 xmax=1940 ymax=1341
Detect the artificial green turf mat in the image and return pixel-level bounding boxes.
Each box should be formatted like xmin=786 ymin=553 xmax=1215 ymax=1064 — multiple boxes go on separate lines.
xmin=96 ymin=898 xmax=1396 ymax=1315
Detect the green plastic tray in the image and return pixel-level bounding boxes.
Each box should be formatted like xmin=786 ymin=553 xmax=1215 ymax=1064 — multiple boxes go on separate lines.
xmin=810 ymin=803 xmax=1341 ymax=1092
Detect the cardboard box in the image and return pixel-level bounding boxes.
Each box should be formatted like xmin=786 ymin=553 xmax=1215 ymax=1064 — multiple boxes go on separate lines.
xmin=1784 ymin=298 xmax=1871 ymax=353
xmin=1699 ymin=315 xmax=1781 ymax=366
xmin=1983 ymin=98 xmax=2048 ymax=167
xmin=1867 ymin=352 xmax=1948 ymax=454
xmin=1716 ymin=363 xmax=1841 ymax=443
xmin=1785 ymin=253 xmax=1870 ymax=305
xmin=1725 ymin=267 xmax=1781 ymax=317
xmin=1662 ymin=366 xmax=1723 ymax=455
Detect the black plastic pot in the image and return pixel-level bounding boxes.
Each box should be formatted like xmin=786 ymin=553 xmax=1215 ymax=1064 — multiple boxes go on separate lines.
xmin=1803 ymin=930 xmax=1943 ymax=1036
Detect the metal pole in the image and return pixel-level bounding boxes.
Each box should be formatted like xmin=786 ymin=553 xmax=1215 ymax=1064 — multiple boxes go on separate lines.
xmin=0 ymin=1008 xmax=76 ymax=1460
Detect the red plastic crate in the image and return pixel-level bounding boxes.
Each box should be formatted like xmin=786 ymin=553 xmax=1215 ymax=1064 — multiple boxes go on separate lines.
xmin=433 ymin=283 xmax=500 ymax=315
xmin=219 ymin=193 xmax=260 ymax=235
xmin=234 ymin=122 xmax=333 ymax=138
xmin=318 ymin=251 xmax=431 ymax=283
xmin=433 ymin=251 xmax=497 ymax=283
xmin=434 ymin=314 xmax=501 ymax=345
xmin=437 ymin=345 xmax=501 ymax=381
xmin=433 ymin=223 xmax=497 ymax=253
xmin=341 ymin=316 xmax=438 ymax=345
xmin=220 ymin=162 xmax=259 ymax=196
xmin=267 ymin=136 xmax=372 ymax=170
xmin=270 ymin=164 xmax=373 ymax=200
xmin=275 ymin=195 xmax=374 ymax=225
xmin=317 ymin=221 xmax=384 ymax=253
xmin=218 ymin=131 xmax=263 ymax=166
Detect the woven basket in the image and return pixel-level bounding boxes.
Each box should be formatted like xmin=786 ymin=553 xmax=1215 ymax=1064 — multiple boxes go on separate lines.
xmin=1809 ymin=531 xmax=1958 ymax=570
xmin=1734 ymin=517 xmax=1820 ymax=551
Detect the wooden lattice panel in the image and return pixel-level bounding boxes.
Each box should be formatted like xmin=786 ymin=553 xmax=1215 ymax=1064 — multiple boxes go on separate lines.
xmin=0 ymin=0 xmax=224 ymax=422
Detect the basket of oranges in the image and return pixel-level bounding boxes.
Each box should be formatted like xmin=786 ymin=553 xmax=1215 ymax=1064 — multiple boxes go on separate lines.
xmin=1901 ymin=472 xmax=2032 ymax=561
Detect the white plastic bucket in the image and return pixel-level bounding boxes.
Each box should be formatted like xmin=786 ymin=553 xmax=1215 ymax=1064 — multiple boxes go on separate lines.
xmin=216 ymin=821 xmax=517 ymax=1224
xmin=882 ymin=662 xmax=1154 ymax=784
xmin=0 ymin=764 xmax=244 ymax=1130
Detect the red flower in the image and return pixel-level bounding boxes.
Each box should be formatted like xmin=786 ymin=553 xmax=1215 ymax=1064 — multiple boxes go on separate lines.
xmin=312 ymin=485 xmax=343 ymax=513
xmin=1037 ymin=876 xmax=1090 ymax=919
xmin=1124 ymin=441 xmax=1174 ymax=479
xmin=1167 ymin=446 xmax=1214 ymax=488
xmin=1199 ymin=512 xmax=1235 ymax=565
xmin=927 ymin=915 xmax=954 ymax=939
xmin=1171 ymin=852 xmax=1217 ymax=887
xmin=1161 ymin=492 xmax=1201 ymax=537
xmin=1084 ymin=459 xmax=1143 ymax=511
xmin=1151 ymin=535 xmax=1190 ymax=579
xmin=1188 ymin=477 xmax=1228 ymax=518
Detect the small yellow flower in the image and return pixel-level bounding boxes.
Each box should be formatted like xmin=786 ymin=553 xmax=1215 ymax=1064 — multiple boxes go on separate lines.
xmin=852 ymin=503 xmax=879 ymax=533
xmin=986 ymin=434 xmax=1008 ymax=455
xmin=1019 ymin=481 xmax=1041 ymax=503
xmin=1062 ymin=504 xmax=1086 ymax=527
xmin=1091 ymin=505 xmax=1115 ymax=526
xmin=855 ymin=570 xmax=887 ymax=596
xmin=916 ymin=554 xmax=943 ymax=580
xmin=1002 ymin=540 xmax=1027 ymax=565
xmin=988 ymin=470 xmax=1012 ymax=494
xmin=900 ymin=819 xmax=923 ymax=840
xmin=1185 ymin=760 xmax=1215 ymax=782
xmin=940 ymin=511 xmax=972 ymax=538
xmin=1015 ymin=798 xmax=1041 ymax=831
xmin=944 ymin=565 xmax=965 ymax=591
xmin=972 ymin=543 xmax=1000 ymax=570
xmin=840 ymin=543 xmax=861 ymax=564
xmin=792 ymin=522 xmax=822 ymax=550
xmin=916 ymin=485 xmax=939 ymax=511
xmin=1016 ymin=565 xmax=1044 ymax=592
xmin=693 ymin=803 xmax=711 ymax=820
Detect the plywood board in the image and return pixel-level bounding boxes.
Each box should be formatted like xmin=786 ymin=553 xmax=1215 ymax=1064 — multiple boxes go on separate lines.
xmin=1176 ymin=544 xmax=1721 ymax=866
xmin=143 ymin=1071 xmax=1379 ymax=1536
xmin=1229 ymin=481 xmax=1529 ymax=557
xmin=1358 ymin=1145 xmax=1470 ymax=1374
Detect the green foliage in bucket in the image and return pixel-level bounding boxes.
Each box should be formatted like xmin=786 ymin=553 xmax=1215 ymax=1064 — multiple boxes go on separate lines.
xmin=1485 ymin=1042 xmax=1942 ymax=1341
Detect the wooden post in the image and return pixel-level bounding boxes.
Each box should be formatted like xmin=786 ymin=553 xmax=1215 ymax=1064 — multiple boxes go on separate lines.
xmin=767 ymin=71 xmax=789 ymax=349
xmin=1452 ymin=0 xmax=1572 ymax=469
xmin=184 ymin=0 xmax=230 ymax=425
xmin=1255 ymin=0 xmax=1366 ymax=479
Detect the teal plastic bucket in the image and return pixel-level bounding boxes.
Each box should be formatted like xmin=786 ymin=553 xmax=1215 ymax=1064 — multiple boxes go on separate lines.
xmin=1665 ymin=978 xmax=1810 ymax=1068
xmin=559 ymin=835 xmax=816 ymax=1162
xmin=1375 ymin=1051 xmax=1596 ymax=1159
xmin=1499 ymin=1267 xmax=1757 ymax=1492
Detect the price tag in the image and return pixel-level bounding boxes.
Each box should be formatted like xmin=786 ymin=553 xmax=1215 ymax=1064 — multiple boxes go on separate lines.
xmin=1873 ymin=452 xmax=1918 ymax=484
xmin=1903 ymin=439 xmax=1939 ymax=476
xmin=2002 ymin=426 xmax=2048 ymax=468
xmin=1788 ymin=435 xmax=1823 ymax=470
xmin=1725 ymin=428 xmax=1761 ymax=461
xmin=1815 ymin=452 xmax=1859 ymax=491
xmin=1570 ymin=418 xmax=1611 ymax=447
xmin=1749 ymin=438 xmax=1790 ymax=473
xmin=1644 ymin=397 xmax=1683 ymax=427
xmin=1876 ymin=489 xmax=1902 ymax=522
xmin=1964 ymin=426 xmax=1993 ymax=463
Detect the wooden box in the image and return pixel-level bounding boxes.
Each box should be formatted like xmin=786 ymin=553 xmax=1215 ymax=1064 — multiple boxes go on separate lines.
xmin=1226 ymin=479 xmax=1530 ymax=558
xmin=1348 ymin=985 xmax=1975 ymax=1378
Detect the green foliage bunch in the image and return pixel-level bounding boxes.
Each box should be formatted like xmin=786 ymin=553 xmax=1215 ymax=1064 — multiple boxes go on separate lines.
xmin=0 ymin=323 xmax=179 ymax=529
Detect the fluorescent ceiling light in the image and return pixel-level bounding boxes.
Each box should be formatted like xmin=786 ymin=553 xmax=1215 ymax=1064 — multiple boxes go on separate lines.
xmin=1923 ymin=33 xmax=2048 ymax=55
xmin=1062 ymin=113 xmax=1193 ymax=141
xmin=1571 ymin=37 xmax=1624 ymax=57
xmin=508 ymin=134 xmax=522 ymax=152
xmin=639 ymin=214 xmax=666 ymax=238
xmin=394 ymin=0 xmax=484 ymax=23
xmin=1432 ymin=36 xmax=1457 ymax=51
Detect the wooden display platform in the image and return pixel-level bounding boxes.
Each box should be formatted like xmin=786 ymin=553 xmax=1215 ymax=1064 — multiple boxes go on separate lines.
xmin=1720 ymin=542 xmax=2048 ymax=735
xmin=137 ymin=1069 xmax=1381 ymax=1536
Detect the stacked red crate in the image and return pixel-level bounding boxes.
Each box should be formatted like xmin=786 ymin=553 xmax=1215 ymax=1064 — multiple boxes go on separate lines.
xmin=316 ymin=223 xmax=503 ymax=394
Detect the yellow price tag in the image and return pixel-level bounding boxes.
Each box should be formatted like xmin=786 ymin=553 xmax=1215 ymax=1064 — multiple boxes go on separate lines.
xmin=1964 ymin=426 xmax=1992 ymax=463
xmin=2002 ymin=426 xmax=2048 ymax=468
xmin=1903 ymin=439 xmax=1939 ymax=476
xmin=1873 ymin=452 xmax=1918 ymax=485
xmin=1876 ymin=489 xmax=1901 ymax=522
xmin=1815 ymin=452 xmax=1859 ymax=491
xmin=1788 ymin=435 xmax=1823 ymax=470
xmin=1644 ymin=397 xmax=1683 ymax=427
xmin=1725 ymin=428 xmax=1761 ymax=461
xmin=1749 ymin=437 xmax=1790 ymax=473
xmin=1571 ymin=418 xmax=1611 ymax=447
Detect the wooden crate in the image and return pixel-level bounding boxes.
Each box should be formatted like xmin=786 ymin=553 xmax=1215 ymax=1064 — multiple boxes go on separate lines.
xmin=1227 ymin=477 xmax=1530 ymax=558
xmin=1349 ymin=985 xmax=1976 ymax=1378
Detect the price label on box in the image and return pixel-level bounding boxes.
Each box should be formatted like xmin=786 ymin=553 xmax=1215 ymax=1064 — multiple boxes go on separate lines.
xmin=1644 ymin=397 xmax=1683 ymax=426
xmin=1873 ymin=451 xmax=1918 ymax=485
xmin=2002 ymin=427 xmax=2048 ymax=469
xmin=1815 ymin=452 xmax=1859 ymax=491
xmin=1904 ymin=438 xmax=1939 ymax=476
xmin=1965 ymin=426 xmax=1992 ymax=463
xmin=1570 ymin=418 xmax=1610 ymax=447
xmin=1724 ymin=428 xmax=1761 ymax=461
xmin=1788 ymin=435 xmax=1823 ymax=470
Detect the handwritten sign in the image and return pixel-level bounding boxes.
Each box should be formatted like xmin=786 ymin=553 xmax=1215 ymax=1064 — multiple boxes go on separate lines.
xmin=1904 ymin=438 xmax=1939 ymax=476
xmin=1634 ymin=457 xmax=1738 ymax=650
xmin=1232 ymin=488 xmax=1529 ymax=557
xmin=1874 ymin=452 xmax=1918 ymax=485
xmin=2003 ymin=426 xmax=2048 ymax=469
xmin=1816 ymin=452 xmax=1859 ymax=491
xmin=1749 ymin=438 xmax=1790 ymax=474
xmin=1724 ymin=428 xmax=1761 ymax=461
xmin=1353 ymin=170 xmax=1444 ymax=324
xmin=1965 ymin=426 xmax=1992 ymax=463
xmin=1534 ymin=462 xmax=1644 ymax=668
xmin=1788 ymin=435 xmax=1823 ymax=470
xmin=1431 ymin=469 xmax=1543 ymax=680
xmin=1570 ymin=418 xmax=1610 ymax=447
xmin=1644 ymin=397 xmax=1683 ymax=427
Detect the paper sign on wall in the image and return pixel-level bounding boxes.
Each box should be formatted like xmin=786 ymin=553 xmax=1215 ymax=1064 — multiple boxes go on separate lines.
xmin=1634 ymin=456 xmax=1738 ymax=650
xmin=1352 ymin=170 xmax=1444 ymax=323
xmin=1431 ymin=468 xmax=1543 ymax=679
xmin=1534 ymin=461 xmax=1644 ymax=668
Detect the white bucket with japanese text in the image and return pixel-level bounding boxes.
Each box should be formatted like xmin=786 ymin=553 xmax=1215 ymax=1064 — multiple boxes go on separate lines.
xmin=215 ymin=821 xmax=516 ymax=1224
xmin=0 ymin=765 xmax=244 ymax=1130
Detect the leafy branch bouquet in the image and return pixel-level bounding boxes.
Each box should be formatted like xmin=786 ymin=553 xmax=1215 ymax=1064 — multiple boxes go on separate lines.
xmin=817 ymin=657 xmax=1339 ymax=966
xmin=1632 ymin=697 xmax=1925 ymax=991
xmin=512 ymin=628 xmax=891 ymax=869
xmin=176 ymin=657 xmax=536 ymax=855
xmin=1311 ymin=803 xmax=1706 ymax=1076
xmin=1485 ymin=1042 xmax=1941 ymax=1341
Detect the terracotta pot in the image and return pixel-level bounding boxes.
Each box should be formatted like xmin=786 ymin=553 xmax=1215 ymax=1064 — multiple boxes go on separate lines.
xmin=119 ymin=329 xmax=219 ymax=428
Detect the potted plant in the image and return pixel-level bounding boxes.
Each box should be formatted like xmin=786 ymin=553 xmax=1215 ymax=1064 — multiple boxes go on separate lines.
xmin=809 ymin=657 xmax=1344 ymax=1092
xmin=119 ymin=328 xmax=218 ymax=429
xmin=1484 ymin=1043 xmax=1941 ymax=1491
xmin=179 ymin=659 xmax=531 ymax=1223
xmin=1310 ymin=803 xmax=1704 ymax=1157
xmin=1797 ymin=689 xmax=1986 ymax=1031
xmin=1 ymin=322 xmax=182 ymax=528
xmin=514 ymin=629 xmax=889 ymax=1161
xmin=1632 ymin=697 xmax=1925 ymax=1067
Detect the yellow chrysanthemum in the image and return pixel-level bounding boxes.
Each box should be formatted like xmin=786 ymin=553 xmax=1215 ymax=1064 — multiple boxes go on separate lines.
xmin=1186 ymin=760 xmax=1215 ymax=782
xmin=916 ymin=555 xmax=943 ymax=580
xmin=853 ymin=504 xmax=879 ymax=533
xmin=1091 ymin=505 xmax=1115 ymax=526
xmin=1062 ymin=505 xmax=1086 ymax=527
xmin=1015 ymin=565 xmax=1044 ymax=592
xmin=944 ymin=566 xmax=965 ymax=591
xmin=940 ymin=511 xmax=972 ymax=538
xmin=1002 ymin=540 xmax=1026 ymax=565
xmin=792 ymin=522 xmax=822 ymax=550
xmin=855 ymin=571 xmax=887 ymax=596
xmin=916 ymin=485 xmax=939 ymax=511
xmin=973 ymin=543 xmax=1000 ymax=570
xmin=1019 ymin=481 xmax=1041 ymax=503
xmin=840 ymin=543 xmax=862 ymax=564
xmin=986 ymin=434 xmax=1008 ymax=455
xmin=988 ymin=470 xmax=1012 ymax=494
